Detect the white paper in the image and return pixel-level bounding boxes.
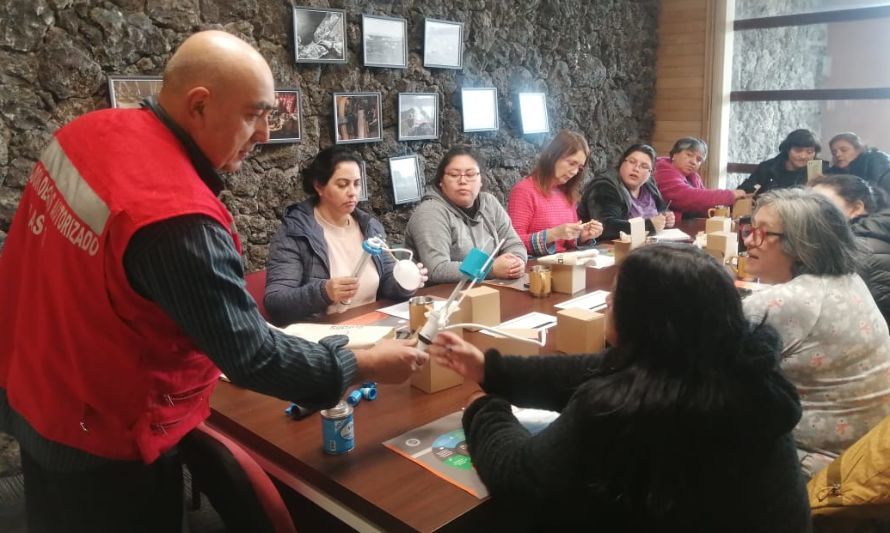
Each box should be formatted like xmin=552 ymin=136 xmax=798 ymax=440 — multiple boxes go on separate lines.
xmin=280 ymin=323 xmax=393 ymax=348
xmin=588 ymin=254 xmax=615 ymax=269
xmin=377 ymin=297 xmax=447 ymax=320
xmin=497 ymin=312 xmax=558 ymax=330
xmin=554 ymin=289 xmax=609 ymax=311
xmin=653 ymin=228 xmax=692 ymax=241
xmin=512 ymin=406 xmax=559 ymax=434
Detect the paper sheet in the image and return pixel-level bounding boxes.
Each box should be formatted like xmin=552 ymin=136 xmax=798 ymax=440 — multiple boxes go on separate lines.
xmin=554 ymin=289 xmax=609 ymax=311
xmin=653 ymin=228 xmax=692 ymax=241
xmin=377 ymin=297 xmax=447 ymax=320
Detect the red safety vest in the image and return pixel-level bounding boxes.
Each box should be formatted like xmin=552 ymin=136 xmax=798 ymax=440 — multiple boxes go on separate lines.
xmin=0 ymin=108 xmax=240 ymax=463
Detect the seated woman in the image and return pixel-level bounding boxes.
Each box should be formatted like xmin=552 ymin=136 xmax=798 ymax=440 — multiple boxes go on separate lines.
xmin=429 ymin=244 xmax=810 ymax=531
xmin=264 ymin=147 xmax=426 ymax=326
xmin=741 ymin=188 xmax=890 ymax=477
xmin=738 ymin=129 xmax=823 ymax=194
xmin=810 ymin=174 xmax=890 ymax=323
xmin=507 ymin=130 xmax=603 ymax=256
xmin=828 ymin=132 xmax=890 ymax=195
xmin=654 ymin=137 xmax=746 ymax=221
xmin=405 ymin=146 xmax=527 ymax=284
xmin=579 ymin=143 xmax=675 ymax=241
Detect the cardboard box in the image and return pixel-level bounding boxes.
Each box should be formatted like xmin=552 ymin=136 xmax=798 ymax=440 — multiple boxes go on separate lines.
xmin=484 ymin=328 xmax=541 ymax=356
xmin=411 ymin=359 xmax=464 ymax=393
xmin=556 ymin=309 xmax=606 ymax=354
xmin=733 ymin=197 xmax=753 ymax=219
xmin=705 ymin=216 xmax=732 ymax=234
xmin=613 ymin=239 xmax=632 ymax=265
xmin=705 ymin=231 xmax=738 ymax=262
xmin=448 ymin=286 xmax=500 ymax=331
xmin=551 ymin=264 xmax=586 ymax=295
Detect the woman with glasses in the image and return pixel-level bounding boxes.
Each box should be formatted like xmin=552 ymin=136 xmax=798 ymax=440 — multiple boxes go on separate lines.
xmin=507 ymin=130 xmax=604 ymax=256
xmin=264 ymin=147 xmax=427 ymax=326
xmin=428 ymin=244 xmax=810 ymax=530
xmin=742 ymin=188 xmax=890 ymax=478
xmin=579 ymin=143 xmax=674 ymax=241
xmin=654 ymin=137 xmax=747 ymax=222
xmin=810 ymin=173 xmax=890 ymax=324
xmin=405 ymin=146 xmax=527 ymax=284
xmin=738 ymin=129 xmax=824 ymax=194
xmin=827 ymin=132 xmax=890 ymax=195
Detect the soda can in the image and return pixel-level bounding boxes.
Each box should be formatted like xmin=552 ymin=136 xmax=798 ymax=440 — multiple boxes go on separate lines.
xmin=320 ymin=401 xmax=354 ymax=454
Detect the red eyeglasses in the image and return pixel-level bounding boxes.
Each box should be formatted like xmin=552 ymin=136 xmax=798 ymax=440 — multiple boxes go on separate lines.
xmin=739 ymin=224 xmax=784 ymax=247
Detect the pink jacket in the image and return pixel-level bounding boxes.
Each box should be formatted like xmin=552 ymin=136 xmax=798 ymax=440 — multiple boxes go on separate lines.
xmin=654 ymin=157 xmax=735 ymax=220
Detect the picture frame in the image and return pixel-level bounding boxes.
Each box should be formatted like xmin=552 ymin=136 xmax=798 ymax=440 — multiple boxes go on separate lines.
xmin=333 ymin=92 xmax=382 ymax=144
xmin=389 ymin=154 xmax=424 ymax=205
xmin=398 ymin=93 xmax=439 ymax=141
xmin=362 ymin=14 xmax=408 ymax=68
xmin=292 ymin=6 xmax=347 ymax=64
xmin=518 ymin=92 xmax=550 ymax=135
xmin=107 ymin=75 xmax=162 ymax=109
xmin=461 ymin=87 xmax=499 ymax=133
xmin=266 ymin=89 xmax=302 ymax=144
xmin=358 ymin=160 xmax=369 ymax=202
xmin=423 ymin=18 xmax=463 ymax=69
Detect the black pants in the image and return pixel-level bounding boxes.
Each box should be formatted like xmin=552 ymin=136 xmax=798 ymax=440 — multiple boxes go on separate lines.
xmin=20 ymin=447 xmax=184 ymax=533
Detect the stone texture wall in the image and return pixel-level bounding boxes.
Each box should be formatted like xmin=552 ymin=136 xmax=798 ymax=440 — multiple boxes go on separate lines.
xmin=727 ymin=0 xmax=828 ymax=187
xmin=0 ymin=0 xmax=659 ymax=272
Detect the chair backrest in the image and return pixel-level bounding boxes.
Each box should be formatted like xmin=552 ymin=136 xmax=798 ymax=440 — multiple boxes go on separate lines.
xmin=181 ymin=422 xmax=297 ymax=533
xmin=245 ymin=269 xmax=270 ymax=320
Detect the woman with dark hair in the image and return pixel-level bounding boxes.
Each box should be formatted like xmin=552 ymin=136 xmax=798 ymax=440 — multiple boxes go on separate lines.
xmin=654 ymin=137 xmax=747 ymax=221
xmin=579 ymin=143 xmax=675 ymax=241
xmin=405 ymin=146 xmax=527 ymax=284
xmin=810 ymin=174 xmax=890 ymax=323
xmin=742 ymin=188 xmax=890 ymax=477
xmin=828 ymin=132 xmax=890 ymax=194
xmin=429 ymin=244 xmax=810 ymax=531
xmin=738 ymin=129 xmax=823 ymax=194
xmin=507 ymin=130 xmax=603 ymax=256
xmin=264 ymin=147 xmax=426 ymax=326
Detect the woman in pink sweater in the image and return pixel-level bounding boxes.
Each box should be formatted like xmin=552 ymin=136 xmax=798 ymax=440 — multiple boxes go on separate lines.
xmin=508 ymin=130 xmax=603 ymax=256
xmin=654 ymin=137 xmax=746 ymax=221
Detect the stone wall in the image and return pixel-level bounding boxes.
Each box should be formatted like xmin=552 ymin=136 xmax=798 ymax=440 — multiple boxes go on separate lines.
xmin=0 ymin=0 xmax=659 ymax=272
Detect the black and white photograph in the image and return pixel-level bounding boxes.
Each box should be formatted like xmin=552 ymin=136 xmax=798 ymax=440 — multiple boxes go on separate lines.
xmin=107 ymin=75 xmax=162 ymax=109
xmin=292 ymin=6 xmax=346 ymax=63
xmin=358 ymin=160 xmax=369 ymax=202
xmin=362 ymin=14 xmax=408 ymax=68
xmin=398 ymin=93 xmax=439 ymax=141
xmin=266 ymin=90 xmax=302 ymax=144
xmin=423 ymin=18 xmax=463 ymax=69
xmin=461 ymin=87 xmax=499 ymax=132
xmin=389 ymin=154 xmax=424 ymax=205
xmin=518 ymin=92 xmax=550 ymax=134
xmin=333 ymin=92 xmax=382 ymax=144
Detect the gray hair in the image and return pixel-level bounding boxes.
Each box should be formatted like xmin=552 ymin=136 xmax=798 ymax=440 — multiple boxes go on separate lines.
xmin=669 ymin=137 xmax=708 ymax=160
xmin=754 ymin=188 xmax=861 ymax=277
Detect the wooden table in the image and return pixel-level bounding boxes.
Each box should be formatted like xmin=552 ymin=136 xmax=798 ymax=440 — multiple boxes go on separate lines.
xmin=209 ymin=221 xmax=705 ymax=532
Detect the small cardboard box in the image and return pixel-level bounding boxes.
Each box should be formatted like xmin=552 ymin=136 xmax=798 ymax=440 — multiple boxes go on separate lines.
xmin=551 ymin=264 xmax=586 ymax=295
xmin=556 ymin=309 xmax=606 ymax=354
xmin=411 ymin=359 xmax=464 ymax=393
xmin=733 ymin=197 xmax=753 ymax=219
xmin=706 ymin=231 xmax=738 ymax=262
xmin=485 ymin=328 xmax=541 ymax=356
xmin=448 ymin=286 xmax=500 ymax=331
xmin=705 ymin=216 xmax=732 ymax=234
xmin=613 ymin=239 xmax=632 ymax=265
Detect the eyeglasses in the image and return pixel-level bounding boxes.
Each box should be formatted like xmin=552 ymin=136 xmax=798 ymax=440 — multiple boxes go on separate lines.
xmin=739 ymin=224 xmax=784 ymax=247
xmin=623 ymin=158 xmax=652 ymax=172
xmin=444 ymin=169 xmax=480 ymax=181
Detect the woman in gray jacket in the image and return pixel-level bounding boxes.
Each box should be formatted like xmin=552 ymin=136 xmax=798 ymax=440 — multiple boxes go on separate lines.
xmin=405 ymin=146 xmax=527 ymax=284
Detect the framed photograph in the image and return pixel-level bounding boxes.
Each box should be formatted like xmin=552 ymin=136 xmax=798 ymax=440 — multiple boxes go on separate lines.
xmin=333 ymin=92 xmax=382 ymax=144
xmin=266 ymin=89 xmax=302 ymax=144
xmin=423 ymin=18 xmax=463 ymax=69
xmin=398 ymin=93 xmax=439 ymax=141
xmin=107 ymin=75 xmax=162 ymax=109
xmin=389 ymin=154 xmax=424 ymax=205
xmin=358 ymin=160 xmax=369 ymax=202
xmin=461 ymin=87 xmax=499 ymax=133
xmin=518 ymin=92 xmax=550 ymax=135
xmin=292 ymin=6 xmax=346 ymax=63
xmin=362 ymin=14 xmax=407 ymax=68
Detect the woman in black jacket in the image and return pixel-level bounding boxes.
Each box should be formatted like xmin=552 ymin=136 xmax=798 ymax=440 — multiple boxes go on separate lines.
xmin=828 ymin=132 xmax=890 ymax=196
xmin=429 ymin=244 xmax=811 ymax=532
xmin=578 ymin=143 xmax=674 ymax=240
xmin=811 ymin=173 xmax=890 ymax=324
xmin=738 ymin=128 xmax=823 ymax=194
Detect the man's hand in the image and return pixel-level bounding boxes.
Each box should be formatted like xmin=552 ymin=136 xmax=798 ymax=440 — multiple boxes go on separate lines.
xmin=353 ymin=338 xmax=428 ymax=384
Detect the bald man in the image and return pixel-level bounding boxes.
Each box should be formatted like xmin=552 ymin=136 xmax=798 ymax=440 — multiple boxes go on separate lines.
xmin=0 ymin=30 xmax=426 ymax=532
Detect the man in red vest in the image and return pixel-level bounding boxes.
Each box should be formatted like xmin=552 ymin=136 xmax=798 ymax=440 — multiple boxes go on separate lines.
xmin=0 ymin=30 xmax=427 ymax=532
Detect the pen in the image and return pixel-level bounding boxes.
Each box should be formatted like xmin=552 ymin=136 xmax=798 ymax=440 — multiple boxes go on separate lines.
xmin=659 ymin=200 xmax=672 ymax=216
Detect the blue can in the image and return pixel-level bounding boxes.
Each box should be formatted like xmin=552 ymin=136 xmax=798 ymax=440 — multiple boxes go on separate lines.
xmin=320 ymin=401 xmax=354 ymax=454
